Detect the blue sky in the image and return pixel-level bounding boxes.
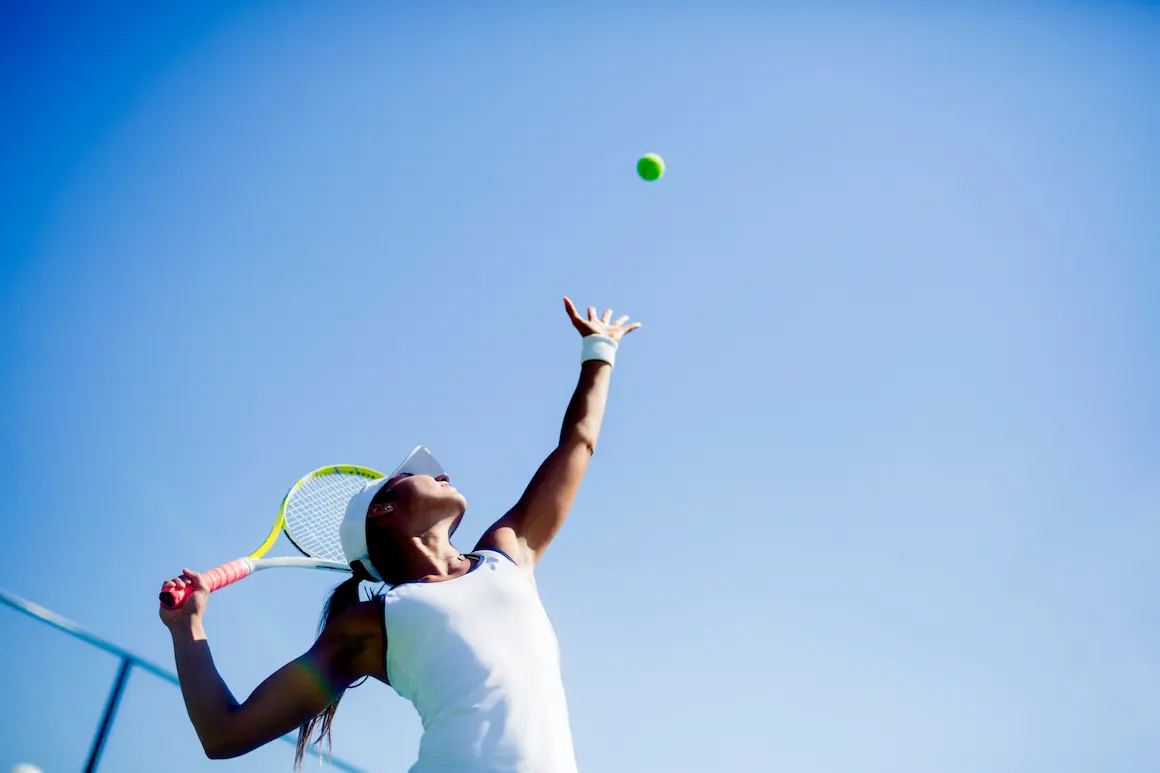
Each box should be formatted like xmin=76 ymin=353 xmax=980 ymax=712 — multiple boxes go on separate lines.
xmin=2 ymin=2 xmax=1158 ymax=772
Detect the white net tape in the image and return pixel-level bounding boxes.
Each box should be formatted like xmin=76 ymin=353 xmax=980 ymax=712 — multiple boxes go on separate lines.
xmin=283 ymin=471 xmax=376 ymax=563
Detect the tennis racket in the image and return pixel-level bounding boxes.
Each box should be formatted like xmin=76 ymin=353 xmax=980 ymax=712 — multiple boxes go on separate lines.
xmin=159 ymin=464 xmax=384 ymax=609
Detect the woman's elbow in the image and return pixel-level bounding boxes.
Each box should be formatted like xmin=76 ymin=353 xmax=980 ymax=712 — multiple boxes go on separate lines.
xmin=560 ymin=429 xmax=597 ymax=456
xmin=203 ymin=741 xmax=236 ymax=760
xmin=201 ymin=732 xmax=254 ymax=760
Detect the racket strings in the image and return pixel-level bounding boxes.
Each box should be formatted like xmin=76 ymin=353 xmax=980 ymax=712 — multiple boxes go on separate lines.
xmin=284 ymin=472 xmax=376 ymax=562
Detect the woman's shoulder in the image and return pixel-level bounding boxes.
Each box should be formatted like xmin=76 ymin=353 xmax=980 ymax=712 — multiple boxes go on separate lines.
xmin=473 ymin=546 xmax=520 ymax=566
xmin=314 ymin=597 xmax=388 ymax=683
xmin=323 ymin=596 xmax=385 ymax=635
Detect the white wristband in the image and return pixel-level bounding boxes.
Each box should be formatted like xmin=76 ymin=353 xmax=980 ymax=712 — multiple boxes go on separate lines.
xmin=581 ymin=334 xmax=618 ymax=368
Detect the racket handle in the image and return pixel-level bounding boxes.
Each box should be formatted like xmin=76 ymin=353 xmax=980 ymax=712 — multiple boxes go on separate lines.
xmin=159 ymin=558 xmax=253 ymax=609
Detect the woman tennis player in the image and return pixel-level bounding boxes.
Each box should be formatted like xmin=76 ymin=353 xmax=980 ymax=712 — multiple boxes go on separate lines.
xmin=159 ymin=297 xmax=641 ymax=772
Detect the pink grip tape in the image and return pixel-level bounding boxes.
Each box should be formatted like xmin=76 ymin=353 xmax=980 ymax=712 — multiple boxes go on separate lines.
xmin=158 ymin=558 xmax=252 ymax=609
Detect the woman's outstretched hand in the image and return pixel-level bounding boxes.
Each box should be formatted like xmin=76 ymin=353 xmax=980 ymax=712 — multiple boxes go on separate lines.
xmin=563 ymin=297 xmax=642 ymax=342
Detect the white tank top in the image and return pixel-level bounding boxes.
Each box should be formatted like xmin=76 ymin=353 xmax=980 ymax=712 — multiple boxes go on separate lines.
xmin=381 ymin=549 xmax=579 ymax=773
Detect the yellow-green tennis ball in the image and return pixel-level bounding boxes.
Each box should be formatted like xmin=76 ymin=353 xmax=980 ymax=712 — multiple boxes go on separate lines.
xmin=637 ymin=153 xmax=665 ymax=181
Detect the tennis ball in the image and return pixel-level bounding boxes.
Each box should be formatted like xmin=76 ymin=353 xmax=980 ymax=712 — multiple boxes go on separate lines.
xmin=11 ymin=765 xmax=43 ymax=773
xmin=637 ymin=153 xmax=665 ymax=182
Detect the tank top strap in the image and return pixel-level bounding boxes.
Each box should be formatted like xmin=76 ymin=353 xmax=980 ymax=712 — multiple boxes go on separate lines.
xmin=472 ymin=546 xmax=520 ymax=567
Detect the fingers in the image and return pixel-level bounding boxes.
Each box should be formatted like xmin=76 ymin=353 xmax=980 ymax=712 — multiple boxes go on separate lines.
xmin=565 ymin=298 xmax=643 ymax=336
xmin=606 ymin=312 xmax=641 ymax=336
xmin=161 ymin=569 xmax=202 ymax=591
xmin=183 ymin=568 xmax=207 ymax=590
xmin=562 ymin=296 xmax=582 ymax=322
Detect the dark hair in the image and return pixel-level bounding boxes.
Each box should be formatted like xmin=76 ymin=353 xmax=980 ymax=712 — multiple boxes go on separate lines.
xmin=293 ymin=564 xmax=375 ymax=770
xmin=366 ymin=530 xmax=409 ymax=587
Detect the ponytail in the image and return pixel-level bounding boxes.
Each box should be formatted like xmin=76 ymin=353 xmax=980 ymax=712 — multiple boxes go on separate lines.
xmin=293 ymin=568 xmax=372 ymax=770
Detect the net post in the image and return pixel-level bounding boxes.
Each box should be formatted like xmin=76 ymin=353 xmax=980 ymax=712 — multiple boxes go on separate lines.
xmin=83 ymin=656 xmax=133 ymax=773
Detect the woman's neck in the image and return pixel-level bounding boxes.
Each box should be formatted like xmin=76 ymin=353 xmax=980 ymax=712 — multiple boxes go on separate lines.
xmin=399 ymin=534 xmax=471 ymax=583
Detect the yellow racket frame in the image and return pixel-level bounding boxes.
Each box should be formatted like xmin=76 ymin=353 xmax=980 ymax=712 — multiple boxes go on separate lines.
xmin=248 ymin=464 xmax=385 ymax=560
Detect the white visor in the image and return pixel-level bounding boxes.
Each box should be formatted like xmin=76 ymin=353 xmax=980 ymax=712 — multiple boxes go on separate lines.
xmin=339 ymin=446 xmax=447 ymax=582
